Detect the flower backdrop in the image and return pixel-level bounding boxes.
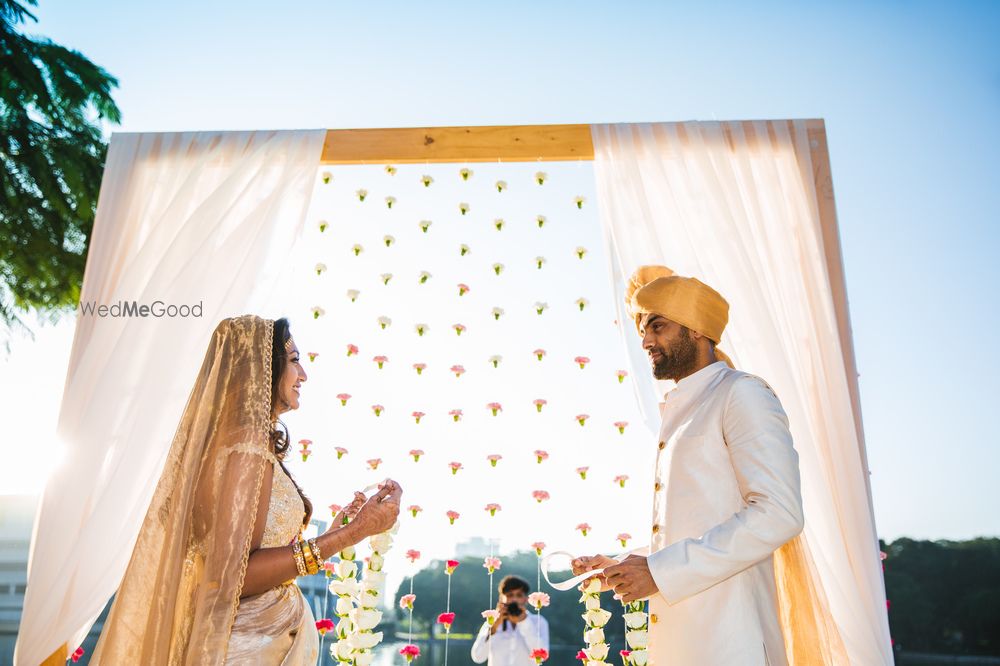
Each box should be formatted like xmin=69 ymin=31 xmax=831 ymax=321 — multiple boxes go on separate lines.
xmin=277 ymin=160 xmax=655 ymax=654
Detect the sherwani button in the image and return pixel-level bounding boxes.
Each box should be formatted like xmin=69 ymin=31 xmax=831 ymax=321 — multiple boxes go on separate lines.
xmin=658 ymin=440 xmax=666 ymax=450
xmin=651 ymin=614 xmax=659 ymax=624
xmin=654 ymin=481 xmax=662 ymax=491
xmin=652 ymin=524 xmax=660 ymax=533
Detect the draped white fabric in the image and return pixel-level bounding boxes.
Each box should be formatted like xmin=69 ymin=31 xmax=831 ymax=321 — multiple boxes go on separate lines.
xmin=591 ymin=121 xmax=892 ymax=664
xmin=15 ymin=130 xmax=326 ymax=665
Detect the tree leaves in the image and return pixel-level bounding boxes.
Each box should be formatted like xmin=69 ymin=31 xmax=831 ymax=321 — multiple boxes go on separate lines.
xmin=0 ymin=0 xmax=120 ymax=346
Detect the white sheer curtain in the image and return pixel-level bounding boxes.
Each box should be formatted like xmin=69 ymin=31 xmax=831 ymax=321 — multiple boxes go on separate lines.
xmin=592 ymin=121 xmax=892 ymax=664
xmin=16 ymin=130 xmax=326 ymax=665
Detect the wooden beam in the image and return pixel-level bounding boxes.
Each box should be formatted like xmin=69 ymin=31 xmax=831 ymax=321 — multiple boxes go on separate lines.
xmin=320 ymin=120 xmax=827 ymax=165
xmin=321 ymin=123 xmax=594 ymax=164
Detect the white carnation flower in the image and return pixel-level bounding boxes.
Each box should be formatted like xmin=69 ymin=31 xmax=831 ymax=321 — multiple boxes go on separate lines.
xmin=334 ymin=560 xmax=358 ymax=579
xmin=625 ymin=629 xmax=649 ymax=649
xmin=623 ymin=611 xmax=648 ymax=629
xmin=335 ymin=596 xmax=353 ymax=616
xmin=347 ymin=631 xmax=383 ymax=650
xmin=328 ymin=579 xmax=359 ymax=597
xmin=370 ymin=532 xmax=393 ymax=553
xmin=583 ymin=607 xmax=613 ymax=627
xmin=585 ymin=643 xmax=610 ymax=661
xmin=332 ymin=640 xmax=353 ymax=660
xmin=349 ymin=608 xmax=383 ymax=630
xmin=364 ymin=569 xmax=387 ymax=587
xmin=368 ymin=553 xmax=385 ymax=571
xmin=584 ymin=627 xmax=605 ymax=644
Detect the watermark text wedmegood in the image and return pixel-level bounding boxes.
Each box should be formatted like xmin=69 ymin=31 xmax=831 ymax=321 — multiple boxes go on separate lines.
xmin=78 ymin=300 xmax=203 ymax=318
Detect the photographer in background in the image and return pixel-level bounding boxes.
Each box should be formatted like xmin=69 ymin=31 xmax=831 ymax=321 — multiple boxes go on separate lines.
xmin=471 ymin=575 xmax=550 ymax=665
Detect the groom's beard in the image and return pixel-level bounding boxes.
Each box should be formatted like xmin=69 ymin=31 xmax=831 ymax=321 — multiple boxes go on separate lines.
xmin=650 ymin=329 xmax=698 ymax=381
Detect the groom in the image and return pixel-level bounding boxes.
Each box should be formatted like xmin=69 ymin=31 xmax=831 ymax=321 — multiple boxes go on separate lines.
xmin=573 ymin=266 xmax=805 ymax=665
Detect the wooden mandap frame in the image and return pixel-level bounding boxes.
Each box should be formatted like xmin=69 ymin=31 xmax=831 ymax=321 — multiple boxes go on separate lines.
xmin=319 ymin=120 xmax=861 ymax=462
xmin=43 ymin=119 xmax=866 ymax=666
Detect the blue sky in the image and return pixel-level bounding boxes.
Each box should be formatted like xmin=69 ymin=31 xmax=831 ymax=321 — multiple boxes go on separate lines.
xmin=3 ymin=1 xmax=998 ymax=541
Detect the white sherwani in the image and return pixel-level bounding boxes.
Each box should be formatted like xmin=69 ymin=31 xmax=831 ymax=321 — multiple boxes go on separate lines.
xmin=642 ymin=361 xmax=804 ymax=665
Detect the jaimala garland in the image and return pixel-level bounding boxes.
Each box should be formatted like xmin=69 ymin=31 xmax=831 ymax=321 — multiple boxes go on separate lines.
xmin=328 ymin=521 xmax=399 ymax=665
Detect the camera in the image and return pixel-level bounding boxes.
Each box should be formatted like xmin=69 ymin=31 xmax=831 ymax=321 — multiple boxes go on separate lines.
xmin=505 ymin=601 xmax=521 ymax=616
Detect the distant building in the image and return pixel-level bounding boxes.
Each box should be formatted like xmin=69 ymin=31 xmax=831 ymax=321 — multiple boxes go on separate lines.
xmin=1 ymin=495 xmax=110 ymax=664
xmin=0 ymin=495 xmax=36 ymax=664
xmin=455 ymin=536 xmax=499 ymax=559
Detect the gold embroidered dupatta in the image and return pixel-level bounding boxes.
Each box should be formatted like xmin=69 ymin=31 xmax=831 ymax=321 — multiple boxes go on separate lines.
xmin=91 ymin=315 xmax=275 ymax=664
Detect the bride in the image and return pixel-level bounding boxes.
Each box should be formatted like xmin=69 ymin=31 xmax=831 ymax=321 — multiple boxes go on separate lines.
xmin=91 ymin=315 xmax=402 ymax=664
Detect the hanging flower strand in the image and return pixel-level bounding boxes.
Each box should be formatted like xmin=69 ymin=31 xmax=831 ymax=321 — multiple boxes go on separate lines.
xmin=399 ymin=548 xmax=420 ymax=662
xmin=439 ymin=558 xmax=460 ymax=665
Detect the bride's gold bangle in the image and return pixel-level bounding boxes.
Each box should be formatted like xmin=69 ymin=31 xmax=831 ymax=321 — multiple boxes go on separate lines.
xmin=308 ymin=538 xmax=323 ymax=564
xmin=291 ymin=537 xmax=308 ymax=577
xmin=301 ymin=537 xmax=319 ymax=575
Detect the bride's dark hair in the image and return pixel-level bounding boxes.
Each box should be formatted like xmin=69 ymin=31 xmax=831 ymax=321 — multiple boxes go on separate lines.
xmin=270 ymin=317 xmax=314 ymax=528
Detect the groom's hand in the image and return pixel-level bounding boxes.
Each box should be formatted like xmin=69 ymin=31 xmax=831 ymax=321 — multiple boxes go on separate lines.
xmin=603 ymin=554 xmax=658 ymax=603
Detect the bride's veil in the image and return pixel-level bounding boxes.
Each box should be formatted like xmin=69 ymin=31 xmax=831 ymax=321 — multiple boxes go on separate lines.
xmin=91 ymin=314 xmax=275 ymax=664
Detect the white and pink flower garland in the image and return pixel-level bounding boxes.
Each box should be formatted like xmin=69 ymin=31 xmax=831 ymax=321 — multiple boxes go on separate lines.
xmin=328 ymin=522 xmax=398 ymax=664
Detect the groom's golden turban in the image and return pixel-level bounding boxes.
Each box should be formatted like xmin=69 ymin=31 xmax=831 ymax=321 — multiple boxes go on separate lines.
xmin=625 ymin=264 xmax=734 ymax=367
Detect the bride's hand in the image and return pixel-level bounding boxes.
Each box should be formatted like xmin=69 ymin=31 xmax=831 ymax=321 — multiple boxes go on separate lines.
xmin=329 ymin=491 xmax=366 ymax=528
xmin=572 ymin=554 xmax=616 ymax=592
xmin=572 ymin=554 xmax=617 ymax=575
xmin=351 ymin=479 xmax=402 ymax=538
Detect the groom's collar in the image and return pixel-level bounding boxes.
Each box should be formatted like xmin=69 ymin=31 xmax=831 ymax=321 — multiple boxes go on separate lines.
xmin=665 ymin=360 xmax=728 ymax=400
